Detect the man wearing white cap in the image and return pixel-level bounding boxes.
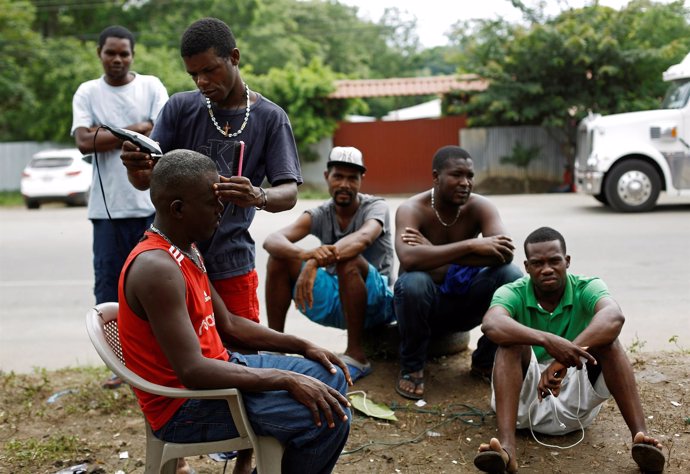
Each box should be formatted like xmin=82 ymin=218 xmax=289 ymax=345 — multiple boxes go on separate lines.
xmin=263 ymin=147 xmax=395 ymax=382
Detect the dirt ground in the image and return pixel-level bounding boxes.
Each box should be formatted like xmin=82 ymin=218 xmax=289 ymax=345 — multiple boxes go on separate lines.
xmin=1 ymin=349 xmax=688 ymax=474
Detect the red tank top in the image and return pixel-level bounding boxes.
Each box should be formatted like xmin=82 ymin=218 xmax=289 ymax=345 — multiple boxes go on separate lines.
xmin=118 ymin=231 xmax=230 ymax=430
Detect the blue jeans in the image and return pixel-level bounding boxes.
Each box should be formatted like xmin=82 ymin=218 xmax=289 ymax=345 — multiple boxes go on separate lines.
xmin=394 ymin=264 xmax=522 ymax=373
xmin=92 ymin=216 xmax=153 ymax=304
xmin=153 ymin=353 xmax=351 ymax=474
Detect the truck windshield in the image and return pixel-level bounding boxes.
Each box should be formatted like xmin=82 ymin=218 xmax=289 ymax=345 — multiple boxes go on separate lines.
xmin=661 ymin=79 xmax=690 ymax=109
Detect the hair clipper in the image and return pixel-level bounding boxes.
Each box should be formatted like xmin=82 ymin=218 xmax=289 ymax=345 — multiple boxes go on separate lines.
xmin=102 ymin=125 xmax=163 ymax=159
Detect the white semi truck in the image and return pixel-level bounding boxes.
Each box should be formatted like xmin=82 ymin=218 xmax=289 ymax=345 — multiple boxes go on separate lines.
xmin=575 ymin=53 xmax=690 ymax=212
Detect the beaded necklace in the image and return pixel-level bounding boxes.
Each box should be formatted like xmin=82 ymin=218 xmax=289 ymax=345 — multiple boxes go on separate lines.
xmin=149 ymin=224 xmax=206 ymax=273
xmin=206 ymin=82 xmax=250 ymax=138
xmin=430 ymin=187 xmax=462 ymax=227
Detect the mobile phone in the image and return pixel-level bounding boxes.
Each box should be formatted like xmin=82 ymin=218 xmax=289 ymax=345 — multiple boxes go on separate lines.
xmin=102 ymin=125 xmax=163 ymax=159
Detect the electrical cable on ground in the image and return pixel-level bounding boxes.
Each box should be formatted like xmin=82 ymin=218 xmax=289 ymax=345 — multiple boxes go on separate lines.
xmin=341 ymin=399 xmax=493 ymax=456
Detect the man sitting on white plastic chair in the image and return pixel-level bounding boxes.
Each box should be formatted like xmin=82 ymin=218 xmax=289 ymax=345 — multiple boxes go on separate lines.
xmin=117 ymin=149 xmax=351 ymax=474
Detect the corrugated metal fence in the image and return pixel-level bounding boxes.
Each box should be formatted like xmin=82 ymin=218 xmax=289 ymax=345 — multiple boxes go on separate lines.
xmin=333 ymin=116 xmax=468 ymax=194
xmin=331 ymin=121 xmax=566 ymax=194
xmin=0 ymin=142 xmax=72 ymax=191
xmin=460 ymin=126 xmax=566 ymax=181
xmin=1 ymin=126 xmax=566 ymax=193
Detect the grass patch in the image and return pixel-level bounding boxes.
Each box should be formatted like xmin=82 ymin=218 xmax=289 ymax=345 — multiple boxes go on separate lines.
xmin=297 ymin=186 xmax=329 ymax=200
xmin=3 ymin=434 xmax=85 ymax=466
xmin=0 ymin=191 xmax=23 ymax=207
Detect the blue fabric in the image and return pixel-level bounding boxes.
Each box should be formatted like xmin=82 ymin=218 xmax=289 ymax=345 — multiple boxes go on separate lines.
xmin=394 ymin=264 xmax=523 ymax=373
xmin=153 ymin=353 xmax=350 ymax=474
xmin=439 ymin=264 xmax=482 ymax=295
xmin=92 ymin=215 xmax=154 ymax=304
xmin=297 ymin=263 xmax=395 ymax=329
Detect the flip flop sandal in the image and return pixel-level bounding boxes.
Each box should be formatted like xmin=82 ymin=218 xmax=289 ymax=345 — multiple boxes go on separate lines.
xmin=473 ymin=448 xmax=510 ymax=473
xmin=339 ymin=354 xmax=373 ymax=383
xmin=395 ymin=372 xmax=424 ymax=400
xmin=101 ymin=374 xmax=123 ymax=389
xmin=632 ymin=443 xmax=665 ymax=473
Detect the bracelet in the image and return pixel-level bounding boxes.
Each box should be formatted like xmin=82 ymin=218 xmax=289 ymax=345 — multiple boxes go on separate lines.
xmin=255 ymin=187 xmax=267 ymax=211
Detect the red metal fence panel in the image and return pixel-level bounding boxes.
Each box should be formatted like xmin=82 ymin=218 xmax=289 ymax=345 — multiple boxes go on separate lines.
xmin=333 ymin=116 xmax=467 ymax=194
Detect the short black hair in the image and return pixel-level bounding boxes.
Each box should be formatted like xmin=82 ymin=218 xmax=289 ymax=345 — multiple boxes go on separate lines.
xmin=150 ymin=149 xmax=217 ymax=208
xmin=524 ymin=226 xmax=567 ymax=256
xmin=180 ymin=17 xmax=236 ymax=58
xmin=98 ymin=25 xmax=135 ymax=52
xmin=432 ymin=146 xmax=472 ymax=172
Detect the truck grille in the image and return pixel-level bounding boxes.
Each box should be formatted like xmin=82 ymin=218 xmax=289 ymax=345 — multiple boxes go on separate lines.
xmin=576 ymin=127 xmax=592 ymax=167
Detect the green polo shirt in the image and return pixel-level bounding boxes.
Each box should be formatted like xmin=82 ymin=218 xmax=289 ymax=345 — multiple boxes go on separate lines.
xmin=490 ymin=274 xmax=610 ymax=362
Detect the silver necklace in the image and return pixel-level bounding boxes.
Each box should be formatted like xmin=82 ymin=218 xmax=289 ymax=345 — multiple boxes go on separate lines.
xmin=430 ymin=187 xmax=462 ymax=227
xmin=149 ymin=224 xmax=206 ymax=273
xmin=205 ymin=82 xmax=251 ymax=138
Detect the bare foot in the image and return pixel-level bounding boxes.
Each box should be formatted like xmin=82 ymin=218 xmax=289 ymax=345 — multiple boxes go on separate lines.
xmin=633 ymin=431 xmax=663 ymax=450
xmin=632 ymin=431 xmax=665 ymax=472
xmin=232 ymin=449 xmax=253 ymax=474
xmin=343 ymin=349 xmax=368 ymax=366
xmin=176 ymin=457 xmax=193 ymax=474
xmin=476 ymin=438 xmax=518 ymax=473
xmin=396 ymin=370 xmax=424 ymax=400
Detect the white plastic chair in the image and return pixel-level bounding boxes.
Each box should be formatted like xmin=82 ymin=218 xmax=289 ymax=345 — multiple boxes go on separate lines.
xmin=85 ymin=302 xmax=284 ymax=474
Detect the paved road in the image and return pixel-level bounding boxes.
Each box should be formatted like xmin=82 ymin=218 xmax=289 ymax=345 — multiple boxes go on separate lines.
xmin=1 ymin=193 xmax=689 ymax=373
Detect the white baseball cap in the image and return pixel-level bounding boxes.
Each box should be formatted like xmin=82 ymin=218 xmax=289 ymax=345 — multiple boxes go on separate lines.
xmin=327 ymin=146 xmax=366 ymax=173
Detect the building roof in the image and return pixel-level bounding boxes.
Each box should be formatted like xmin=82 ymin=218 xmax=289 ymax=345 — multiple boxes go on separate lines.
xmin=328 ymin=74 xmax=488 ymax=99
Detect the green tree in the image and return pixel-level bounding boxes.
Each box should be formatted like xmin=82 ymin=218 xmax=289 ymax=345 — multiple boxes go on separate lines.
xmin=448 ymin=0 xmax=690 ymax=164
xmin=5 ymin=0 xmax=434 ymax=148
xmin=0 ymin=0 xmax=41 ymax=140
xmin=250 ymin=59 xmax=360 ymax=161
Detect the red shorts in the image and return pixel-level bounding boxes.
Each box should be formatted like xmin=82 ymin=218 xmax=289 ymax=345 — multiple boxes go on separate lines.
xmin=212 ymin=270 xmax=260 ymax=323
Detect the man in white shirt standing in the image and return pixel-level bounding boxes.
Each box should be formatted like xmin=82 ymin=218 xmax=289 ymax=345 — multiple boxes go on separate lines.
xmin=71 ymin=25 xmax=168 ymax=388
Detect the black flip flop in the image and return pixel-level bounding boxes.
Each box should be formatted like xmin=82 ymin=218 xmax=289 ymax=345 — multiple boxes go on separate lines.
xmin=632 ymin=443 xmax=665 ymax=473
xmin=474 ymin=448 xmax=510 ymax=473
xmin=395 ymin=372 xmax=424 ymax=400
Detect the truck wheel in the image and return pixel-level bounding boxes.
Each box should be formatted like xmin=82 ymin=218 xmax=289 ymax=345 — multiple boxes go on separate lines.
xmin=26 ymin=199 xmax=40 ymax=210
xmin=604 ymin=159 xmax=660 ymax=212
xmin=593 ymin=193 xmax=608 ymax=205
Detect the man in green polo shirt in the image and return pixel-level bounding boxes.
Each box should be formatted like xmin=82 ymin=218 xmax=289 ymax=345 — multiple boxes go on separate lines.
xmin=473 ymin=226 xmax=665 ymax=473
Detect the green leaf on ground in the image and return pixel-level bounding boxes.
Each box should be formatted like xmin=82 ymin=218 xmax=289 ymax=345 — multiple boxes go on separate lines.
xmin=348 ymin=393 xmax=397 ymax=421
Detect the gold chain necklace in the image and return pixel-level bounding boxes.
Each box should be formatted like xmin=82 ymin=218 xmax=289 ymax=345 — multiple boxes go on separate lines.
xmin=205 ymin=82 xmax=250 ymax=138
xmin=430 ymin=187 xmax=462 ymax=227
xmin=149 ymin=224 xmax=206 ymax=273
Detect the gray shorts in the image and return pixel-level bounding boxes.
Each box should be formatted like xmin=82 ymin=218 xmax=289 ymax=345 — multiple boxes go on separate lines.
xmin=491 ymin=350 xmax=610 ymax=435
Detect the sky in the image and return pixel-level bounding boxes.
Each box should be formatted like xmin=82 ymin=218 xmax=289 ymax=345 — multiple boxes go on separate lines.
xmin=338 ymin=0 xmax=685 ymax=48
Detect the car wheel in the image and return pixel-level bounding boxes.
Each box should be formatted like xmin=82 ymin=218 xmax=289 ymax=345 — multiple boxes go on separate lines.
xmin=81 ymin=188 xmax=90 ymax=206
xmin=68 ymin=190 xmax=89 ymax=207
xmin=604 ymin=159 xmax=660 ymax=212
xmin=26 ymin=199 xmax=40 ymax=210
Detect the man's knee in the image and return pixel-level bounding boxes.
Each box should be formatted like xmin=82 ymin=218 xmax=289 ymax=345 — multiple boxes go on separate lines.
xmin=495 ymin=263 xmax=523 ymax=285
xmin=335 ymin=256 xmax=368 ymax=280
xmin=266 ymin=254 xmax=285 ymax=273
xmin=495 ymin=344 xmax=531 ymax=375
xmin=589 ymin=338 xmax=626 ymax=365
xmin=266 ymin=255 xmax=301 ymax=280
xmin=394 ymin=271 xmax=435 ymax=300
